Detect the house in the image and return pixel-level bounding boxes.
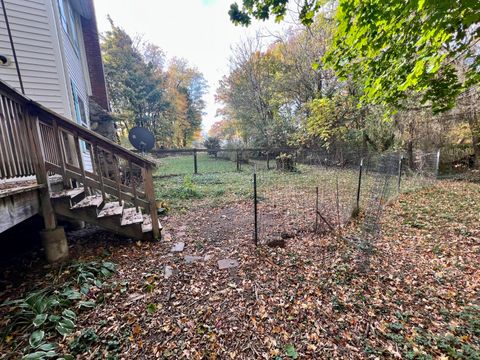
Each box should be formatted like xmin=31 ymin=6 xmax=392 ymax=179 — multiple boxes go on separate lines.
xmin=0 ymin=0 xmax=111 ymax=133
xmin=0 ymin=0 xmax=161 ymax=261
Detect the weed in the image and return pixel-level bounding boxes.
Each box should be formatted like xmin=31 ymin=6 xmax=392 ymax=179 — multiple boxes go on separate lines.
xmin=1 ymin=261 xmax=116 ymax=359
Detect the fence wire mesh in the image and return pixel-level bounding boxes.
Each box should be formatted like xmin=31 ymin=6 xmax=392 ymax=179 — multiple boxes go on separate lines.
xmin=150 ymin=147 xmax=440 ymax=249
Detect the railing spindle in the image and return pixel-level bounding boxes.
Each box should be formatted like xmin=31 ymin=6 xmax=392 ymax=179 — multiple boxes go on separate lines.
xmin=129 ymin=160 xmax=138 ymax=211
xmin=13 ymin=102 xmax=34 ymax=175
xmin=93 ymin=144 xmax=106 ymax=201
xmin=74 ymin=133 xmax=89 ymax=195
xmin=112 ymin=152 xmax=122 ymax=205
xmin=0 ymin=95 xmax=17 ymax=177
xmin=52 ymin=119 xmax=68 ymax=187
xmin=6 ymin=98 xmax=26 ymax=175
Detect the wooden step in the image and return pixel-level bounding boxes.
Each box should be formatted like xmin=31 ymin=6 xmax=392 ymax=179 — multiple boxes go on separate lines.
xmin=98 ymin=201 xmax=123 ymax=218
xmin=141 ymin=214 xmax=163 ymax=233
xmin=121 ymin=207 xmax=143 ymax=226
xmin=50 ymin=187 xmax=84 ymax=199
xmin=71 ymin=195 xmax=103 ymax=209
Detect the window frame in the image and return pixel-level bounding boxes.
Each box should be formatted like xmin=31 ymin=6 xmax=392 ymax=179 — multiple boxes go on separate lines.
xmin=71 ymin=80 xmax=87 ymax=127
xmin=57 ymin=0 xmax=80 ymax=55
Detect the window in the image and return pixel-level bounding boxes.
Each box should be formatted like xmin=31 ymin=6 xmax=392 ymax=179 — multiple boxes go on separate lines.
xmin=71 ymin=81 xmax=88 ymax=154
xmin=57 ymin=0 xmax=79 ymax=53
xmin=71 ymin=81 xmax=87 ymax=127
xmin=58 ymin=0 xmax=68 ymax=32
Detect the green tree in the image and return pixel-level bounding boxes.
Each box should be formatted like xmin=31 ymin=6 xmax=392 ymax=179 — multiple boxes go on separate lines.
xmin=229 ymin=0 xmax=480 ymax=113
xmin=101 ymin=19 xmax=169 ymax=139
xmin=165 ymin=58 xmax=208 ymax=147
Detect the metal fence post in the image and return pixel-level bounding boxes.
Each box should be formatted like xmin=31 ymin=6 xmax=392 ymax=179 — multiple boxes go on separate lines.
xmin=193 ymin=148 xmax=198 ymax=174
xmin=236 ymin=149 xmax=240 ymax=171
xmin=315 ymin=186 xmax=319 ymax=232
xmin=435 ymin=149 xmax=440 ymax=178
xmin=253 ymin=165 xmax=258 ymax=246
xmin=356 ymin=158 xmax=363 ymax=213
xmin=397 ymin=155 xmax=404 ymax=193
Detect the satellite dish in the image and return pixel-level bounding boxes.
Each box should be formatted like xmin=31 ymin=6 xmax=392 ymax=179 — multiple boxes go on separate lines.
xmin=128 ymin=127 xmax=155 ymax=152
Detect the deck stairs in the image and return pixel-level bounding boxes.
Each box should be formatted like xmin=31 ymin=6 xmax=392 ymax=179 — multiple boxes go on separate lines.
xmin=0 ymin=80 xmax=161 ymax=241
xmin=50 ymin=187 xmax=161 ymax=240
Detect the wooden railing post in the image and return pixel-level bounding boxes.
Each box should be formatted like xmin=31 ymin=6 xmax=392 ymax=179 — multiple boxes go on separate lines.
xmin=144 ymin=165 xmax=159 ymax=240
xmin=27 ymin=109 xmax=56 ymax=230
xmin=52 ymin=119 xmax=68 ymax=187
xmin=112 ymin=152 xmax=122 ymax=205
xmin=129 ymin=160 xmax=138 ymax=211
xmin=93 ymin=145 xmax=106 ymax=201
xmin=73 ymin=134 xmax=89 ymax=195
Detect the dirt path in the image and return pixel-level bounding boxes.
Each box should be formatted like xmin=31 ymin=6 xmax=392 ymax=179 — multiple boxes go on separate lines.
xmin=0 ymin=181 xmax=479 ymax=359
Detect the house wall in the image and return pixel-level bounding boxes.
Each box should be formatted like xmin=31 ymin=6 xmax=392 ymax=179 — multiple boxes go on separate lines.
xmin=0 ymin=0 xmax=70 ymax=117
xmin=58 ymin=6 xmax=91 ymax=124
xmin=51 ymin=0 xmax=93 ymax=171
xmin=0 ymin=0 xmax=97 ymax=171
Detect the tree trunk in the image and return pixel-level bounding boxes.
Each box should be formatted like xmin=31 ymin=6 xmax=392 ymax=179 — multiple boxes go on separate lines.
xmin=468 ymin=115 xmax=480 ymax=169
xmin=407 ymin=140 xmax=414 ymax=170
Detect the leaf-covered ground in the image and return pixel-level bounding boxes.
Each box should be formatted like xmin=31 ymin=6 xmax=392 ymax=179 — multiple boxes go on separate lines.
xmin=1 ymin=180 xmax=479 ymax=359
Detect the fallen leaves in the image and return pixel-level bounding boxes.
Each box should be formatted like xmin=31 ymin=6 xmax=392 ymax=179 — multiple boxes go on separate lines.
xmin=0 ymin=181 xmax=479 ymax=359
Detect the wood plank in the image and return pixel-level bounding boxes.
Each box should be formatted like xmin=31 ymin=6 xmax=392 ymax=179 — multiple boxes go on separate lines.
xmin=71 ymin=195 xmax=103 ymax=209
xmin=98 ymin=201 xmax=124 ymax=218
xmin=0 ymin=183 xmax=42 ymax=199
xmin=0 ymin=189 xmax=40 ymax=233
xmin=13 ymin=102 xmax=34 ymax=175
xmin=141 ymin=214 xmax=163 ymax=233
xmin=143 ymin=166 xmax=160 ymax=239
xmin=50 ymin=187 xmax=84 ymax=199
xmin=44 ymin=164 xmax=150 ymax=208
xmin=0 ymin=95 xmax=16 ymax=177
xmin=53 ymin=201 xmax=143 ymax=240
xmin=121 ymin=207 xmax=143 ymax=226
xmin=28 ymin=113 xmax=56 ymax=230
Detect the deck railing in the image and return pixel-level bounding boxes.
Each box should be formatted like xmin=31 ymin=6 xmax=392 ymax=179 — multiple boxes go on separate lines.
xmin=0 ymin=80 xmax=159 ymax=239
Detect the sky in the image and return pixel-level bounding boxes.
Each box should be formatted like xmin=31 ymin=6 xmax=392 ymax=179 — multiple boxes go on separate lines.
xmin=93 ymin=0 xmax=290 ymax=133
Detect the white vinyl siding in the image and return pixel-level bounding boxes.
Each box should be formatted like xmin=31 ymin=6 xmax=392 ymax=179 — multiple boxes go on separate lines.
xmin=0 ymin=0 xmax=69 ymax=116
xmin=59 ymin=0 xmax=90 ymax=126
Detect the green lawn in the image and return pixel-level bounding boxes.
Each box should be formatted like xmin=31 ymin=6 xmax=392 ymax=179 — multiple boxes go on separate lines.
xmin=152 ymin=154 xmax=432 ymax=215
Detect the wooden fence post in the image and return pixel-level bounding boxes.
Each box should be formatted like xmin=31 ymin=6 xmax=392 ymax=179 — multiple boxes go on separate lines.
xmin=144 ymin=165 xmax=160 ymax=240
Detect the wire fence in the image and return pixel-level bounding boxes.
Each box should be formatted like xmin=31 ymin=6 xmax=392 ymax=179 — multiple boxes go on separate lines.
xmin=150 ymin=147 xmax=440 ymax=251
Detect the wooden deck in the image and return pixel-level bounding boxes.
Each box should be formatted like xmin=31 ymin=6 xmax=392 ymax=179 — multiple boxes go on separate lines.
xmin=0 ymin=80 xmax=161 ymax=240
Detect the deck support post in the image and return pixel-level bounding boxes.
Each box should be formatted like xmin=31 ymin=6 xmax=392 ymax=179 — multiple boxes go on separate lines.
xmin=40 ymin=226 xmax=68 ymax=262
xmin=27 ymin=110 xmax=68 ymax=261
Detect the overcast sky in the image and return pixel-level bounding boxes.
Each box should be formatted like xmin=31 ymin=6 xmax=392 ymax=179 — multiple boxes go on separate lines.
xmin=93 ymin=0 xmax=290 ymax=133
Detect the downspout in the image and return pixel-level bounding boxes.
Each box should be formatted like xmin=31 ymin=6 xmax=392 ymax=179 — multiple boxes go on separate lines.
xmin=1 ymin=0 xmax=25 ymax=94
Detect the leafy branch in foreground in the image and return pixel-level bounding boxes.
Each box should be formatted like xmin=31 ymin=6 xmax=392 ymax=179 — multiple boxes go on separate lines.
xmin=229 ymin=0 xmax=480 ymax=113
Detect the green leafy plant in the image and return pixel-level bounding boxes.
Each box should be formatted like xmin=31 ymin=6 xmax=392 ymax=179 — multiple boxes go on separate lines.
xmin=1 ymin=261 xmax=117 ymax=359
xmin=284 ymin=344 xmax=299 ymax=359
